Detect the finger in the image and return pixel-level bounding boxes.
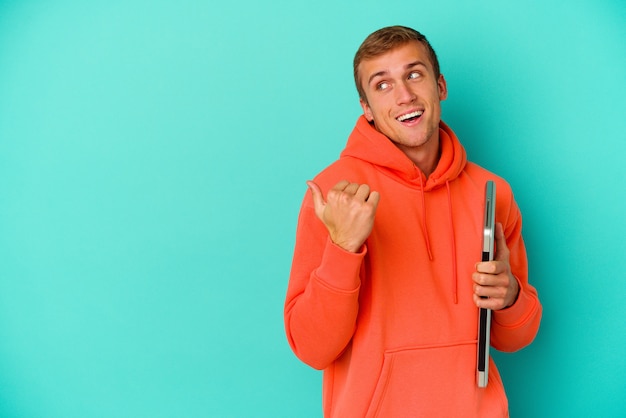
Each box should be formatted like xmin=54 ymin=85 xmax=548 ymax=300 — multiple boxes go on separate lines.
xmin=351 ymin=184 xmax=380 ymax=203
xmin=343 ymin=182 xmax=360 ymax=195
xmin=331 ymin=179 xmax=350 ymax=192
xmin=473 ymin=271 xmax=508 ymax=287
xmin=306 ymin=181 xmax=326 ymax=219
xmin=474 ymin=282 xmax=508 ymax=299
xmin=475 ymin=261 xmax=497 ymax=274
xmin=354 ymin=184 xmax=371 ymax=201
xmin=354 ymin=185 xmax=380 ymax=213
xmin=474 ymin=294 xmax=507 ymax=310
xmin=368 ymin=190 xmax=381 ymax=207
xmin=494 ymin=222 xmax=510 ymax=262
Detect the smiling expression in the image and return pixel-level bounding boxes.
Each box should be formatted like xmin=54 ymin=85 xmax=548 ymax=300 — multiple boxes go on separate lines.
xmin=358 ymin=41 xmax=448 ymax=163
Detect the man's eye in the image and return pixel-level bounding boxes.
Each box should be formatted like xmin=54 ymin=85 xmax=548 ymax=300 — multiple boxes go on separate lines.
xmin=408 ymin=71 xmax=421 ymax=80
xmin=376 ymin=82 xmax=390 ymax=91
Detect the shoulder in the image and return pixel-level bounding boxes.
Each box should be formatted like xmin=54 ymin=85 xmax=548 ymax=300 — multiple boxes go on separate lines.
xmin=312 ymin=156 xmax=376 ymax=192
xmin=463 ymin=162 xmax=520 ymax=224
xmin=464 ymin=162 xmax=514 ymax=196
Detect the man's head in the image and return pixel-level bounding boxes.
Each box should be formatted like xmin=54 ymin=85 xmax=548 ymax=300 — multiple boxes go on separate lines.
xmin=354 ymin=26 xmax=441 ymax=104
xmin=352 ymin=26 xmax=447 ymax=170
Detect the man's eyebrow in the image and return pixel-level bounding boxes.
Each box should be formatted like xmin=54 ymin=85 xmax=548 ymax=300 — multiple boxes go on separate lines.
xmin=367 ymin=61 xmax=428 ymax=85
xmin=367 ymin=70 xmax=388 ymax=85
xmin=406 ymin=60 xmax=428 ymax=70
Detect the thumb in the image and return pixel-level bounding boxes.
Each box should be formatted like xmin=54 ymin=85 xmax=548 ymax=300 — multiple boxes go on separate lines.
xmin=494 ymin=222 xmax=510 ymax=261
xmin=306 ymin=181 xmax=326 ymax=220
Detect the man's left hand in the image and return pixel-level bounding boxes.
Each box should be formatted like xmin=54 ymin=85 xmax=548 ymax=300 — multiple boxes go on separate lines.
xmin=472 ymin=223 xmax=520 ymax=310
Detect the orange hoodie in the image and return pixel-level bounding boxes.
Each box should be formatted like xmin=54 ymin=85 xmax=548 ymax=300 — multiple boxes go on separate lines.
xmin=284 ymin=116 xmax=542 ymax=417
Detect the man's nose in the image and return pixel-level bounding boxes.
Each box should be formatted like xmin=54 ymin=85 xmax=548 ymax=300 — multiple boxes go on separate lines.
xmin=395 ymin=81 xmax=416 ymax=105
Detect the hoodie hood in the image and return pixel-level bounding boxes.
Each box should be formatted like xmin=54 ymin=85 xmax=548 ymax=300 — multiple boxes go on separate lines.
xmin=340 ymin=115 xmax=467 ymax=191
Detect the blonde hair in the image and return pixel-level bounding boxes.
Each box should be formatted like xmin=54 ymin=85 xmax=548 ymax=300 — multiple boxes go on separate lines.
xmin=353 ymin=26 xmax=441 ymax=102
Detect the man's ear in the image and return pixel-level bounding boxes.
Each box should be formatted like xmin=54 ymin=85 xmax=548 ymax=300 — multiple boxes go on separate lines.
xmin=360 ymin=98 xmax=374 ymax=122
xmin=438 ymin=74 xmax=448 ymax=101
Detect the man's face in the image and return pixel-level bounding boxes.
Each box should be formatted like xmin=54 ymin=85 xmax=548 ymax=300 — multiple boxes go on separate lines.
xmin=358 ymin=41 xmax=447 ymax=153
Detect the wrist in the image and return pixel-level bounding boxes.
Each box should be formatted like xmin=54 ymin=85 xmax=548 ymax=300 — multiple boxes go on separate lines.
xmin=330 ymin=234 xmax=365 ymax=253
xmin=505 ymin=275 xmax=521 ymax=308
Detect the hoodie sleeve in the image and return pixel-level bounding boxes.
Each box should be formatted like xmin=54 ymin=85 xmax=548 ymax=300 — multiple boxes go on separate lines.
xmin=284 ymin=198 xmax=364 ymax=370
xmin=490 ymin=187 xmax=542 ymax=352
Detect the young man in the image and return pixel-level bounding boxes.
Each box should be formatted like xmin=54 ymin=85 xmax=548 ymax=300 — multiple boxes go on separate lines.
xmin=284 ymin=26 xmax=542 ymax=417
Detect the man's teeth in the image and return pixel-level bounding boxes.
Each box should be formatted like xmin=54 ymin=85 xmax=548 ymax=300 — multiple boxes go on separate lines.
xmin=397 ymin=111 xmax=423 ymax=122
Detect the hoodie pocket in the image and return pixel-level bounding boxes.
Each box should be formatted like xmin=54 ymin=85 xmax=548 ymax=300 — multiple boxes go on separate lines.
xmin=365 ymin=342 xmax=508 ymax=418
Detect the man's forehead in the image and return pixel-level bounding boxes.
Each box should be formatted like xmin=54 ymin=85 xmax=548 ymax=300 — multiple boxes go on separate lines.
xmin=359 ymin=42 xmax=432 ymax=78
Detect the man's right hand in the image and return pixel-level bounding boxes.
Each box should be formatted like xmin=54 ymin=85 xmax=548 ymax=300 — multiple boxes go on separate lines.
xmin=307 ymin=180 xmax=380 ymax=253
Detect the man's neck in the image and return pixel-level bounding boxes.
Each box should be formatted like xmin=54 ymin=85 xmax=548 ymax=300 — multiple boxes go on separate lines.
xmin=397 ymin=137 xmax=441 ymax=178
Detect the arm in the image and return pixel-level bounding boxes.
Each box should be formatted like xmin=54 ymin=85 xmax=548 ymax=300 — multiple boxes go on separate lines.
xmin=284 ymin=180 xmax=379 ymax=369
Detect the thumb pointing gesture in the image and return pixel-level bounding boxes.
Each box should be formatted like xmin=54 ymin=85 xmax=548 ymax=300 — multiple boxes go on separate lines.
xmin=306 ymin=180 xmax=328 ymax=221
xmin=306 ymin=180 xmax=379 ymax=253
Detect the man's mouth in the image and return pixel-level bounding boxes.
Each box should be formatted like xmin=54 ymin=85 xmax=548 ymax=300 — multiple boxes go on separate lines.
xmin=396 ymin=110 xmax=423 ymax=123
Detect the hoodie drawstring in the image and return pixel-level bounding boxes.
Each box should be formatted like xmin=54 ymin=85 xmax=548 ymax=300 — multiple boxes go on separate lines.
xmin=418 ymin=174 xmax=434 ymax=261
xmin=418 ymin=174 xmax=458 ymax=304
xmin=446 ymin=181 xmax=459 ymax=304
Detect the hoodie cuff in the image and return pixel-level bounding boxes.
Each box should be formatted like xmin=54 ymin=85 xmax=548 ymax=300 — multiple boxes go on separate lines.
xmin=493 ymin=278 xmax=535 ymax=327
xmin=315 ymin=237 xmax=366 ymax=292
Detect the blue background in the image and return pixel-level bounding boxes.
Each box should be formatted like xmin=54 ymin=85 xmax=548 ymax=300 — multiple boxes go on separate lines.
xmin=0 ymin=0 xmax=624 ymax=416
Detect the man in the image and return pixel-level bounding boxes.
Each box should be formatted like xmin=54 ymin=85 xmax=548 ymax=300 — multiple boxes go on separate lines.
xmin=284 ymin=26 xmax=542 ymax=417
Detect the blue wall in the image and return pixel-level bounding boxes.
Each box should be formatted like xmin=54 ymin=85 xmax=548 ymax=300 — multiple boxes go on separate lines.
xmin=0 ymin=1 xmax=624 ymax=416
